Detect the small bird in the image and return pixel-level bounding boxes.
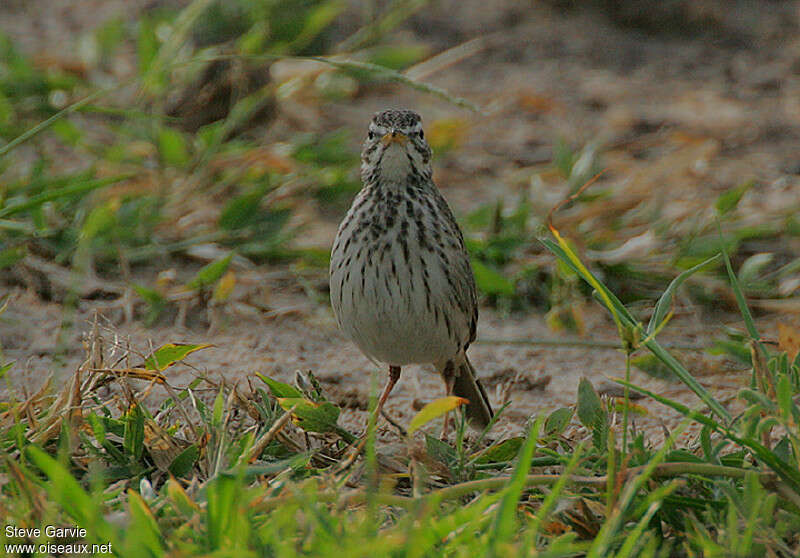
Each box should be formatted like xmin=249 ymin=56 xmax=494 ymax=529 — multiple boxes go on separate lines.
xmin=330 ymin=109 xmax=493 ymax=433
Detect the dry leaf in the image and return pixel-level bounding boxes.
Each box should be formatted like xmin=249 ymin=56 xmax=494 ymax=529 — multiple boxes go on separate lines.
xmin=778 ymin=323 xmax=800 ymax=362
xmin=518 ymin=92 xmax=561 ymax=114
xmin=213 ymin=270 xmax=236 ymax=302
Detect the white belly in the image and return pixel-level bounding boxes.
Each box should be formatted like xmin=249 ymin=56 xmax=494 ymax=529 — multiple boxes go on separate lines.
xmin=330 ymin=190 xmax=472 ymax=367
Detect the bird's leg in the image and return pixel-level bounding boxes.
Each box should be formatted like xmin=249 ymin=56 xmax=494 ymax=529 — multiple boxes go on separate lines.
xmin=337 ymin=365 xmax=403 ymax=474
xmin=373 ymin=365 xmax=401 ymax=425
xmin=441 ymin=361 xmax=456 ymax=440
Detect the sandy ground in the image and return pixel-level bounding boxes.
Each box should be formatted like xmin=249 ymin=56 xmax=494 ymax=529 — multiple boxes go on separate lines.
xmin=0 ymin=281 xmax=760 ymax=444
xmin=2 ymin=1 xmax=799 ymax=444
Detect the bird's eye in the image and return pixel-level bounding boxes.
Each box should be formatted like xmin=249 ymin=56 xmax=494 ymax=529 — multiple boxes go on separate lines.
xmin=368 ymin=130 xmax=375 ymax=140
xmin=418 ymin=130 xmax=424 ymax=139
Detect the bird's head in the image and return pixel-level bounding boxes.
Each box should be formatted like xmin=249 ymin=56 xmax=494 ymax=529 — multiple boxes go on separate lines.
xmin=361 ymin=109 xmax=432 ymax=184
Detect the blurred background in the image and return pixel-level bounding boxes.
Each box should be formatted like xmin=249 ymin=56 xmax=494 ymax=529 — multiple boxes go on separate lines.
xmin=1 ymin=0 xmax=799 ymax=434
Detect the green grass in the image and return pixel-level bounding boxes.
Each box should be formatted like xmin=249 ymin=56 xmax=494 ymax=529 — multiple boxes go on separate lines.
xmin=2 ymin=0 xmax=800 ymax=556
xmin=2 ymin=253 xmax=800 ymax=556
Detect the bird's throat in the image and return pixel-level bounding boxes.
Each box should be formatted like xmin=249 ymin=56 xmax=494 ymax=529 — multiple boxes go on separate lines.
xmin=379 ymin=144 xmax=413 ymax=183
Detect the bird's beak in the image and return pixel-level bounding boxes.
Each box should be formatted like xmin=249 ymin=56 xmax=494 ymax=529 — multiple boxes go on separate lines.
xmin=381 ymin=130 xmax=407 ymax=146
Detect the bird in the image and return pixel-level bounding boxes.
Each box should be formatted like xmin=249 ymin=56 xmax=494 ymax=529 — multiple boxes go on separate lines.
xmin=329 ymin=108 xmax=493 ymax=435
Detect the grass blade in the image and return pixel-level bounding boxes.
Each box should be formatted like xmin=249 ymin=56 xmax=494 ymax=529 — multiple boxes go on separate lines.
xmin=588 ymin=420 xmax=689 ymax=557
xmin=541 ymin=235 xmax=635 ymax=333
xmin=617 ymin=379 xmax=800 ymax=491
xmin=528 ymin=442 xmax=585 ymax=542
xmin=25 ymin=446 xmax=120 ymax=548
xmin=0 ymin=175 xmax=130 ymax=219
xmin=543 ymin=235 xmax=731 ymax=422
xmin=614 ymin=378 xmax=724 ymax=430
xmin=717 ymin=222 xmax=767 ymax=357
xmin=206 ymin=473 xmax=248 ymax=550
xmin=490 ymin=416 xmax=543 ymax=550
xmin=0 ymin=87 xmax=125 ymax=157
xmin=642 ymin=339 xmax=731 ymax=422
xmin=648 ymin=254 xmax=721 ymax=335
xmin=307 ymin=56 xmax=481 ymax=113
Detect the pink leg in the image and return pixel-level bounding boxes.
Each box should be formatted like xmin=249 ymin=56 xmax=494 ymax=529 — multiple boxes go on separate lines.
xmin=338 ymin=366 xmax=403 ymax=471
xmin=441 ymin=363 xmax=456 ymax=440
xmin=374 ymin=365 xmax=401 ymax=422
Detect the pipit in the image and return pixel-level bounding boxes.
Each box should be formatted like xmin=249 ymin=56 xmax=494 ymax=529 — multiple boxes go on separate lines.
xmin=330 ymin=109 xmax=493 ymax=434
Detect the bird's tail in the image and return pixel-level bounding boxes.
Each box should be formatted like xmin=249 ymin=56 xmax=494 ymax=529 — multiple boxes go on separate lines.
xmin=450 ymin=353 xmax=494 ymax=429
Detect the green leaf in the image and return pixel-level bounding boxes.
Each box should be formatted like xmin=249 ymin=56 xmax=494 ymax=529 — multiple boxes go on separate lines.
xmin=198 ymin=87 xmax=274 ymax=163
xmin=158 ymin=127 xmax=191 ymax=167
xmin=528 ymin=443 xmax=586 ymax=544
xmin=777 ymin=374 xmax=794 ymax=422
xmin=51 ymin=118 xmax=82 ymax=146
xmin=206 ymin=474 xmax=248 ymax=550
xmin=288 ymin=0 xmax=346 ymax=52
xmin=367 ymin=44 xmax=429 ymax=70
xmin=738 ymin=252 xmax=773 ymax=287
xmin=647 ymin=254 xmax=720 ymax=335
xmin=709 ymin=337 xmax=752 ymax=365
xmin=773 ymin=437 xmax=793 ymax=465
xmin=545 ymin=406 xmax=573 ymax=435
xmin=553 ymin=138 xmax=577 ymax=178
xmin=257 ymin=373 xmax=303 ymax=398
xmin=294 ymin=130 xmax=354 ymax=165
xmin=718 ymin=223 xmax=766 ymax=357
xmin=187 ymin=253 xmax=233 ymax=290
xmin=614 ymin=378 xmax=723 ymax=430
xmin=137 ymin=18 xmax=159 ymax=76
xmin=664 ymin=449 xmax=704 ymax=463
xmin=0 ymin=92 xmax=14 ymax=126
xmin=0 ymin=175 xmax=129 ymax=219
xmin=740 ymin=436 xmax=800 ymax=491
xmin=81 ymin=201 xmax=117 ymax=240
xmin=25 ymin=446 xmax=120 ymax=547
xmin=169 ymin=444 xmax=199 ymax=477
xmin=577 ymin=377 xmax=603 ymax=428
xmin=165 ymin=478 xmax=199 ymax=518
xmin=244 ymin=453 xmax=313 ymax=478
xmin=86 ymin=412 xmax=106 ymax=444
xmin=541 ymin=236 xmax=635 ymax=332
xmin=464 ymin=203 xmax=495 ymax=230
xmin=407 ymin=396 xmax=467 ymax=436
xmin=542 ymin=235 xmax=732 ymax=423
xmin=716 ymin=180 xmax=753 ymax=215
xmin=126 ymin=491 xmax=165 ymax=556
xmin=219 ymin=189 xmax=264 ymax=230
xmin=490 ymin=417 xmax=542 ymax=548
xmin=472 ymin=259 xmax=515 ymax=296
xmin=277 ymin=397 xmax=355 ymax=442
xmin=701 ymin=425 xmax=714 ymax=461
xmin=309 ymin=57 xmax=479 ymax=113
xmin=0 ymin=246 xmax=25 ymax=270
xmin=95 ymin=17 xmax=125 ymax=61
xmin=425 ymin=434 xmax=457 ymax=466
xmin=123 ymin=404 xmax=145 ymax=460
xmin=474 ymin=437 xmax=524 ymax=464
xmin=132 ymin=283 xmax=165 ymax=306
xmin=132 ymin=283 xmax=166 ymax=325
xmin=577 ymin=378 xmax=608 ymax=450
xmin=144 ymin=343 xmax=213 ymax=371
xmin=212 ymin=388 xmax=225 ymax=428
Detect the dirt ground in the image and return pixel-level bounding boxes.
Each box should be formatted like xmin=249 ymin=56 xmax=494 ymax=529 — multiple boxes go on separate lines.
xmin=2 ymin=1 xmax=800 ymax=443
